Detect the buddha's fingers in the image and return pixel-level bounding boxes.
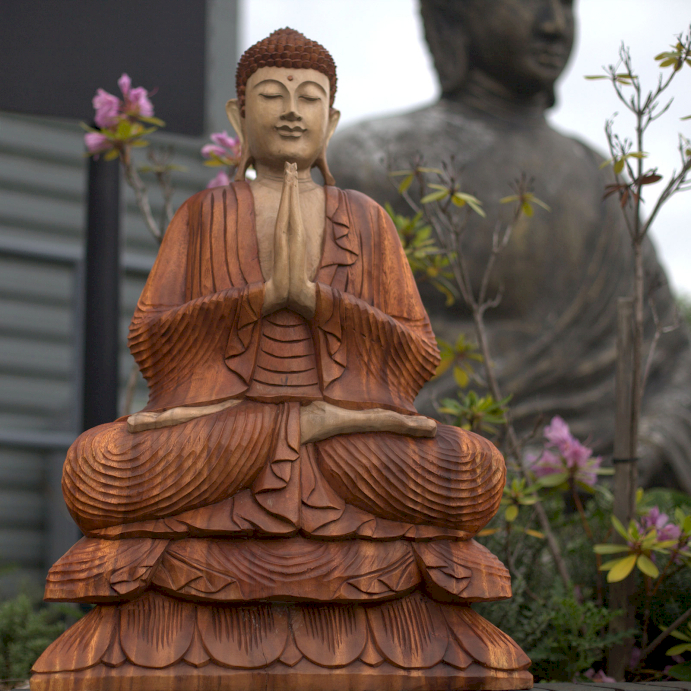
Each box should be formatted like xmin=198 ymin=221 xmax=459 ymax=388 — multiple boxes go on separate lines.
xmin=262 ymin=164 xmax=292 ymax=314
xmin=300 ymin=401 xmax=437 ymax=444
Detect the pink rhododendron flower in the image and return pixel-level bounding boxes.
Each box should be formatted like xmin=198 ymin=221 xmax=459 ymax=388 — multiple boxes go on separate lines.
xmin=531 ymin=450 xmax=561 ymax=478
xmin=640 ymin=506 xmax=682 ymax=542
xmin=201 ymin=144 xmax=228 ymax=159
xmin=124 ymin=86 xmax=154 ymax=118
xmin=117 ymin=73 xmax=132 ymax=97
xmin=117 ymin=73 xmax=154 ymax=119
xmin=584 ymin=669 xmax=616 ymax=683
xmin=206 ymin=170 xmax=231 ymax=188
xmin=92 ymin=89 xmax=121 ymax=128
xmin=629 ymin=646 xmax=642 ymax=668
xmin=543 ymin=416 xmax=572 ymax=449
xmin=211 ymin=131 xmax=241 ymax=153
xmin=84 ymin=132 xmax=112 ymax=156
xmin=530 ymin=416 xmax=602 ymax=487
xmin=202 ymin=131 xmax=241 ymax=164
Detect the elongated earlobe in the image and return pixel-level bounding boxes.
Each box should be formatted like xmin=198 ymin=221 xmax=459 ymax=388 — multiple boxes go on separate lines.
xmin=225 ymin=99 xmax=254 ymax=181
xmin=313 ymin=108 xmax=340 ymax=186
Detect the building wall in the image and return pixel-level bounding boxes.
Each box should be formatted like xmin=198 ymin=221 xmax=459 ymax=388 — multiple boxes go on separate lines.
xmin=0 ymin=0 xmax=238 ymax=595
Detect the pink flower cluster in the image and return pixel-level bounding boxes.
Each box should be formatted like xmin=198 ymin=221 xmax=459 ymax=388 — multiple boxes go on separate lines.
xmin=202 ymin=131 xmax=241 ymax=163
xmin=201 ymin=131 xmax=242 ymax=188
xmin=639 ymin=506 xmax=682 ymax=542
xmin=85 ymin=74 xmax=155 ymax=155
xmin=531 ymin=416 xmax=602 ymax=487
xmin=93 ymin=73 xmax=154 ymax=128
xmin=584 ymin=668 xmax=615 ymax=683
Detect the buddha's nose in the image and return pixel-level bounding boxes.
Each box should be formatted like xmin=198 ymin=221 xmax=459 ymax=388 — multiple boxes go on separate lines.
xmin=540 ymin=0 xmax=569 ymax=36
xmin=281 ymin=109 xmax=302 ymax=122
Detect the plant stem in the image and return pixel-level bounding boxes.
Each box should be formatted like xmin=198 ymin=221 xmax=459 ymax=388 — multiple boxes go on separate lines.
xmin=640 ymin=604 xmax=691 ymax=662
xmin=121 ymin=146 xmax=162 ymax=243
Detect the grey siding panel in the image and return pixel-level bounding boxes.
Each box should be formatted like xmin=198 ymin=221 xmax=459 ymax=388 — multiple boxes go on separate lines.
xmin=0 ymin=108 xmax=216 ymax=588
xmin=0 ymin=0 xmax=239 ymax=591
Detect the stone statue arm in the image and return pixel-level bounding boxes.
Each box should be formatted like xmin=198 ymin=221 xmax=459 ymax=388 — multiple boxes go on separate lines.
xmin=312 ymin=197 xmax=441 ymax=409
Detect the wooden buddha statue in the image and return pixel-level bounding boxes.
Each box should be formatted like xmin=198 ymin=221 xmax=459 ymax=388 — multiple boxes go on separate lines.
xmin=31 ymin=28 xmax=532 ymax=691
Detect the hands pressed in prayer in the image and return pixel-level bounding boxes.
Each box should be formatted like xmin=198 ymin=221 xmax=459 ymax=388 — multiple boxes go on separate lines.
xmin=263 ymin=161 xmax=317 ymax=319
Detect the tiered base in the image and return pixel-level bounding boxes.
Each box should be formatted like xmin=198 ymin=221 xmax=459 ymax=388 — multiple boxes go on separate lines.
xmin=31 ymin=591 xmax=533 ymax=691
xmin=31 ymin=660 xmax=532 ymax=691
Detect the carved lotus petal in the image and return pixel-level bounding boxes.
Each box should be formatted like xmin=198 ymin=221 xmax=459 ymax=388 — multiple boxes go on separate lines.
xmin=292 ymin=604 xmax=367 ymax=667
xmin=366 ymin=593 xmax=448 ymax=669
xmin=32 ymin=606 xmax=117 ymax=672
xmin=442 ymin=605 xmax=531 ymax=671
xmin=197 ymin=603 xmax=288 ymax=668
xmin=119 ymin=592 xmax=195 ymax=668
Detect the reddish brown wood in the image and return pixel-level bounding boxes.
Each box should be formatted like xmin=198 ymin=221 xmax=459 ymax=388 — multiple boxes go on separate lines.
xmin=32 ymin=29 xmax=532 ymax=691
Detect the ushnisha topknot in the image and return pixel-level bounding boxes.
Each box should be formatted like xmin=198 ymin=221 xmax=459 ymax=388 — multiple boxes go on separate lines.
xmin=235 ymin=28 xmax=337 ymax=116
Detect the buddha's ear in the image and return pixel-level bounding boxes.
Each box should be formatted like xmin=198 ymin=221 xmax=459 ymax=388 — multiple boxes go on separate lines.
xmin=325 ymin=108 xmax=340 ymax=147
xmin=313 ymin=108 xmax=341 ymax=186
xmin=225 ymin=99 xmax=244 ymax=144
xmin=225 ymin=98 xmax=254 ymax=181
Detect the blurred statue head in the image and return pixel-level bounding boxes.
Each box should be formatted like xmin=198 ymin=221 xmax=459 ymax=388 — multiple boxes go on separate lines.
xmin=419 ymin=0 xmax=575 ymax=107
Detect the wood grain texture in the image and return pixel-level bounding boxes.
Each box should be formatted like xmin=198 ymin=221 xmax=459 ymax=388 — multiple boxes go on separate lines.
xmin=36 ymin=179 xmax=529 ymax=689
xmin=32 ymin=591 xmax=532 ymax=688
xmin=45 ymin=536 xmax=510 ymax=604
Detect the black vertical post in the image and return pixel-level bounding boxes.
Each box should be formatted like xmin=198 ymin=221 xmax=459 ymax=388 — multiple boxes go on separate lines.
xmin=82 ymin=155 xmax=121 ymax=431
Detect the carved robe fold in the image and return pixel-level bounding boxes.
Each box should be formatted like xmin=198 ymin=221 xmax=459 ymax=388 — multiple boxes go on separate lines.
xmin=53 ymin=182 xmax=506 ymax=606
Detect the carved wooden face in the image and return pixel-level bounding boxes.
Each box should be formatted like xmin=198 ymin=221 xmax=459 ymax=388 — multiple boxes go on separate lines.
xmin=244 ymin=66 xmax=331 ymax=171
xmin=464 ymin=0 xmax=575 ymax=94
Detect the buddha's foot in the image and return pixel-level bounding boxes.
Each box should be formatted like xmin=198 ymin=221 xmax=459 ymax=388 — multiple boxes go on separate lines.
xmin=301 ymin=400 xmax=437 ymax=444
xmin=31 ymin=591 xmax=532 ymax=691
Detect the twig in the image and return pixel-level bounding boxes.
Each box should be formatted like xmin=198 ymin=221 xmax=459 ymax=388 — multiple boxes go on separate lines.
xmin=642 ymin=297 xmax=680 ymax=392
xmin=121 ymin=147 xmax=162 ymax=243
xmin=639 ymin=603 xmax=691 ymax=662
xmin=396 ymin=165 xmax=572 ymax=589
xmin=121 ymin=362 xmax=139 ymax=417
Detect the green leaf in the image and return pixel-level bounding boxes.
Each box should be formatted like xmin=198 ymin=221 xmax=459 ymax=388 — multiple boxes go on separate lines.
xmin=585 ymin=75 xmax=608 ymax=80
xmin=398 ymin=174 xmax=414 ymax=194
xmin=671 ymin=629 xmax=691 ymax=642
xmin=668 ymin=662 xmax=691 ymax=681
xmin=636 ymin=554 xmax=659 ymax=578
xmin=605 ymin=554 xmax=637 ymax=583
xmin=667 ymin=644 xmax=691 ymax=656
xmin=477 ymin=528 xmax=500 ymax=537
xmin=505 ymin=504 xmax=519 ymax=522
xmin=451 ymin=194 xmax=467 ymax=208
xmin=421 ymin=189 xmax=449 ymax=204
xmin=611 ymin=515 xmax=631 ymax=541
xmin=453 ymin=366 xmax=469 ymax=388
xmin=388 ymin=169 xmax=413 ymax=177
xmin=594 ymin=544 xmax=631 ymax=555
xmin=535 ymin=472 xmax=569 ymax=488
xmin=521 ymin=202 xmax=534 ymax=217
xmin=416 ymin=167 xmax=444 ymax=174
xmin=614 ymin=159 xmax=625 ymax=174
xmin=531 ymin=197 xmax=551 ymax=212
xmin=524 ymin=528 xmax=545 ymax=539
xmin=137 ymin=115 xmax=166 ymax=126
xmin=499 ymin=194 xmax=519 ymax=204
xmin=103 ymin=148 xmax=120 ymax=161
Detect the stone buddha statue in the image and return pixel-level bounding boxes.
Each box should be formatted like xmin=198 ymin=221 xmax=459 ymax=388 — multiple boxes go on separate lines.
xmin=32 ymin=28 xmax=532 ymax=691
xmin=329 ymin=0 xmax=691 ymax=491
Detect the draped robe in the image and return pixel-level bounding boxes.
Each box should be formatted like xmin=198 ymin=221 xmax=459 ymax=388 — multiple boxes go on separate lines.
xmin=49 ymin=182 xmax=506 ymax=605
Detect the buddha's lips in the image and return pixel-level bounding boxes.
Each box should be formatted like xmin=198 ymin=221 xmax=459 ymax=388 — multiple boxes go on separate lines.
xmin=276 ymin=125 xmax=306 ymax=137
xmin=532 ymin=46 xmax=568 ymax=68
